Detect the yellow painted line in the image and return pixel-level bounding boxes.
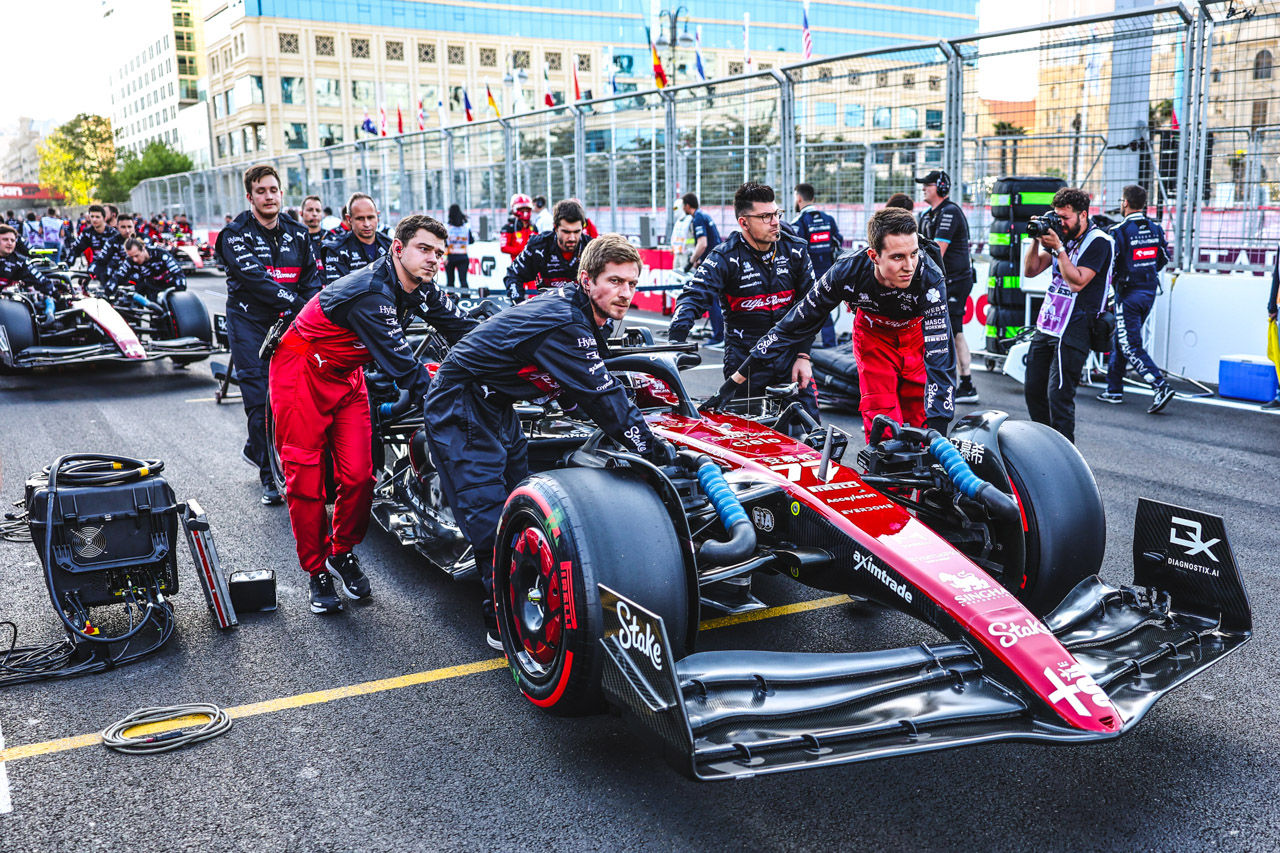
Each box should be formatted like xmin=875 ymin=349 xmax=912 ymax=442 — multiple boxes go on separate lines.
xmin=0 ymin=595 xmax=855 ymax=765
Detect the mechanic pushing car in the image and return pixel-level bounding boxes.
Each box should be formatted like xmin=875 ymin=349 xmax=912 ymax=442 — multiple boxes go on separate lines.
xmin=99 ymin=217 xmax=139 ymax=286
xmin=792 ymin=182 xmax=844 ymax=349
xmin=425 ymin=234 xmax=672 ymax=648
xmin=106 ymin=238 xmax=186 ymax=299
xmin=217 ymin=164 xmax=320 ymax=506
xmin=1022 ymin=187 xmax=1114 ymax=444
xmin=668 ymin=182 xmax=819 ymax=417
xmin=503 ymin=199 xmax=592 ymax=302
xmin=322 ymin=192 xmax=391 ymax=286
xmin=0 ymin=224 xmax=57 ymax=319
xmin=499 ymin=193 xmax=538 ymax=258
xmin=65 ymin=204 xmax=121 ymax=282
xmin=707 ymin=207 xmax=957 ymax=441
xmin=270 ymin=215 xmax=476 ymax=615
xmin=1097 ymin=183 xmax=1175 ymax=414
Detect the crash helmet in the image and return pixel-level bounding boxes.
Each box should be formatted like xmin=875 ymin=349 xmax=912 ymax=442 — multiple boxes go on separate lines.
xmin=510 ymin=193 xmax=533 ymax=222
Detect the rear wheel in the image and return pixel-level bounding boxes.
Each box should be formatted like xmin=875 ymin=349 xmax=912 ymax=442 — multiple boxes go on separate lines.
xmin=0 ymin=298 xmax=36 ymax=373
xmin=995 ymin=420 xmax=1105 ymax=614
xmin=495 ymin=467 xmax=688 ymax=716
xmin=165 ymin=290 xmax=213 ymax=365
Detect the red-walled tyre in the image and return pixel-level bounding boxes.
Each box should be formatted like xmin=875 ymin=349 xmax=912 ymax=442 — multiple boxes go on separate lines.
xmin=494 ymin=467 xmax=688 ymax=716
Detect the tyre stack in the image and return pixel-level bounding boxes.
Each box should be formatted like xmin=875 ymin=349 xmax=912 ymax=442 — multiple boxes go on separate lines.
xmin=986 ymin=176 xmax=1066 ymax=354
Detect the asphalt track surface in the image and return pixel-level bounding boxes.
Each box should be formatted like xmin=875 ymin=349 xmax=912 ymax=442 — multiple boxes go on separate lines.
xmin=1 ymin=273 xmax=1278 ymax=852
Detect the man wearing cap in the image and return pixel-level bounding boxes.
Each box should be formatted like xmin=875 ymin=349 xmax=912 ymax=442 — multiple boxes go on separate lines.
xmin=916 ymin=171 xmax=978 ymax=404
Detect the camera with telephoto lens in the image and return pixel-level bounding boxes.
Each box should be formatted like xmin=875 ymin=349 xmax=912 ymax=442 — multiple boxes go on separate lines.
xmin=1026 ymin=211 xmax=1067 ymax=241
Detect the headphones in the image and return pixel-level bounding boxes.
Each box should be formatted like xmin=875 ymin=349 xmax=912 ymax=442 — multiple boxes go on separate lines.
xmin=936 ymin=171 xmax=951 ymax=197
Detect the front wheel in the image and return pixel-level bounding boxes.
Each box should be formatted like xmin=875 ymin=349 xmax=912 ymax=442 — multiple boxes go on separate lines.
xmin=495 ymin=467 xmax=689 ymax=716
xmin=165 ymin=290 xmax=213 ymax=365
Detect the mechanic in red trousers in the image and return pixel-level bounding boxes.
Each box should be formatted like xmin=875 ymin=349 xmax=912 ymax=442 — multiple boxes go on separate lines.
xmin=269 ymin=215 xmax=476 ymax=614
xmin=706 ymin=207 xmax=956 ymax=440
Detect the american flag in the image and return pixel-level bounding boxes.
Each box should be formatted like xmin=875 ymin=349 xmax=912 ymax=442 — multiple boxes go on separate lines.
xmin=802 ymin=2 xmax=813 ymax=60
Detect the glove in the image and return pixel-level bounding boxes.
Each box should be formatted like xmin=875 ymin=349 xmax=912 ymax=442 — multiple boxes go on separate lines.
xmin=667 ymin=327 xmax=688 ymax=344
xmin=43 ymin=296 xmax=56 ymax=323
xmin=699 ymin=377 xmax=742 ymax=413
xmin=927 ymin=416 xmax=951 ymax=437
xmin=645 ymin=438 xmax=678 ymax=466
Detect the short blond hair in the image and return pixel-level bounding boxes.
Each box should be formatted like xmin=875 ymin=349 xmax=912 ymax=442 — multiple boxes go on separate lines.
xmin=578 ymin=233 xmax=640 ymax=282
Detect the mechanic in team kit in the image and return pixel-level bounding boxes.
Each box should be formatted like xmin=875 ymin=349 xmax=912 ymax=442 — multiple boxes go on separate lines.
xmin=707 ymin=207 xmax=956 ymax=440
xmin=322 ymin=193 xmax=391 ymax=285
xmin=1097 ymin=184 xmax=1175 ymax=414
xmin=679 ymin=192 xmax=725 ymax=347
xmin=499 ymin=194 xmax=537 ymax=258
xmin=1021 ymin=187 xmax=1113 ymax=444
xmin=792 ymin=182 xmax=845 ymax=349
xmin=300 ymin=195 xmax=327 ymax=276
xmin=271 ymin=215 xmax=476 ymax=615
xmin=65 ymin=204 xmax=121 ymax=281
xmin=106 ymin=238 xmax=186 ymax=299
xmin=425 ymin=234 xmax=671 ymax=648
xmin=503 ymin=199 xmax=592 ymax=302
xmin=668 ymin=182 xmax=819 ymax=416
xmin=0 ymin=224 xmax=57 ymax=320
xmin=217 ymin=164 xmax=320 ymax=506
xmin=916 ymin=171 xmax=978 ymax=404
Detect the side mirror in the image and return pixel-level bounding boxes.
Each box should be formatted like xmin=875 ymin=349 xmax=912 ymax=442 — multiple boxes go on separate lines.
xmin=676 ymin=352 xmax=702 ymax=370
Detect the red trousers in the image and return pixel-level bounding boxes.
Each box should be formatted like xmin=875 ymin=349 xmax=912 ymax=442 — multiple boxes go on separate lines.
xmin=269 ymin=341 xmax=374 ymax=576
xmin=852 ymin=309 xmax=926 ymax=441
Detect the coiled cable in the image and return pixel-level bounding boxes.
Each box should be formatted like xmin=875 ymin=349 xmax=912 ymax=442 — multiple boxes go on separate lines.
xmin=101 ymin=703 xmax=232 ymax=754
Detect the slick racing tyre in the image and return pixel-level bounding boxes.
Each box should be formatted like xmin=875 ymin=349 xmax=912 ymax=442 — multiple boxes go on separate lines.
xmin=495 ymin=467 xmax=688 ymax=716
xmin=994 ymin=420 xmax=1105 ymax=614
xmin=166 ymin=290 xmax=213 ymax=365
xmin=0 ymin=299 xmax=36 ymax=373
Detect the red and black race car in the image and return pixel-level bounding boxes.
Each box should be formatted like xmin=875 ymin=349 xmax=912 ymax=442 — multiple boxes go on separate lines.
xmin=366 ymin=334 xmax=1252 ymax=780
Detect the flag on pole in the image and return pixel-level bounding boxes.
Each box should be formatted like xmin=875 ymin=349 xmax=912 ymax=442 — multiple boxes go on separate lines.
xmin=437 ymin=96 xmax=449 ymax=128
xmin=417 ymin=99 xmax=426 ymax=131
xmin=743 ymin=13 xmax=752 ymax=71
xmin=463 ymin=89 xmax=474 ymax=122
xmin=572 ymin=59 xmax=581 ymax=102
xmin=379 ymin=104 xmax=387 ymax=136
xmin=649 ymin=28 xmax=668 ymax=89
xmin=397 ymin=104 xmax=404 ymax=134
xmin=694 ymin=26 xmax=709 ymax=82
xmin=802 ymin=1 xmax=813 ymax=60
xmin=361 ymin=109 xmax=377 ymax=135
xmin=543 ymin=65 xmax=555 ymax=108
xmin=486 ymin=82 xmax=500 ymax=117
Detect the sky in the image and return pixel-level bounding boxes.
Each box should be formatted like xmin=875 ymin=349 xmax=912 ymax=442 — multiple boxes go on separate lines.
xmin=0 ymin=0 xmax=110 ymax=133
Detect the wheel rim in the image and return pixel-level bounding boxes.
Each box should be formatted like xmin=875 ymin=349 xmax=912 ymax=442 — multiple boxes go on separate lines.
xmin=505 ymin=513 xmax=568 ymax=680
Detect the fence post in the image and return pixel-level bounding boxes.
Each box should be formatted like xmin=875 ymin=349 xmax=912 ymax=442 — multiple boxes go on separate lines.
xmin=771 ymin=69 xmax=796 ymax=210
xmin=572 ymin=106 xmax=587 ymax=203
xmin=443 ymin=128 xmax=456 ymax=212
xmin=396 ymin=137 xmax=409 ymax=213
xmin=500 ymin=119 xmax=515 ymax=203
xmin=941 ymin=40 xmax=964 ymax=203
xmin=663 ymin=89 xmax=679 ymax=239
xmin=862 ymin=143 xmax=875 ymax=223
xmin=1173 ymin=13 xmax=1198 ymax=269
xmin=1188 ymin=14 xmax=1215 ymax=271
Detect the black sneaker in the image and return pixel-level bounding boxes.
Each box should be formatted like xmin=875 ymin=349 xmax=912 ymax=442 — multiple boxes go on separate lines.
xmin=327 ymin=552 xmax=371 ymax=600
xmin=955 ymin=378 xmax=979 ymax=404
xmin=1147 ymin=385 xmax=1175 ymax=414
xmin=484 ymin=608 xmax=503 ymax=652
xmin=261 ymin=482 xmax=284 ymax=506
xmin=1096 ymin=392 xmax=1124 ymax=405
xmin=1262 ymin=397 xmax=1280 ymax=411
xmin=240 ymin=447 xmax=257 ymax=469
xmin=309 ymin=571 xmax=343 ymax=614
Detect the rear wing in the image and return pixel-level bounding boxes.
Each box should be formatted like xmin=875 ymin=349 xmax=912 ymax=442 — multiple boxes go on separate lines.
xmin=599 ymin=498 xmax=1251 ymax=780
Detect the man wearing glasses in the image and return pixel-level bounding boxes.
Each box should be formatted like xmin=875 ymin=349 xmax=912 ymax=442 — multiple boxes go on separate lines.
xmin=667 ymin=182 xmax=818 ymax=416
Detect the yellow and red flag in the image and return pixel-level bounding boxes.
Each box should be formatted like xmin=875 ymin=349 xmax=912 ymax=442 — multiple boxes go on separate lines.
xmin=486 ymin=82 xmax=500 ymax=117
xmin=650 ymin=37 xmax=668 ymax=89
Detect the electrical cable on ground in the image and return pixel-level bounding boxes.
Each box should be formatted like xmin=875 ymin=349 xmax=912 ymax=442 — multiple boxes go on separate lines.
xmin=100 ymin=704 xmax=233 ymax=754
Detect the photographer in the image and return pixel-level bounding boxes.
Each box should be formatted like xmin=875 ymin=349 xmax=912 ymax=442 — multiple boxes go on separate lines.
xmin=1021 ymin=188 xmax=1113 ymax=444
xmin=1097 ymin=184 xmax=1174 ymax=413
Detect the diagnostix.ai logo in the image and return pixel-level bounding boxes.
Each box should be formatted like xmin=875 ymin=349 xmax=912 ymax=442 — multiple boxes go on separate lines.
xmin=1169 ymin=516 xmax=1220 ymax=562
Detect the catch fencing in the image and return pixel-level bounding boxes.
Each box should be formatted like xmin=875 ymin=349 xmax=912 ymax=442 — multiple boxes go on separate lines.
xmin=133 ymin=1 xmax=1279 ymax=273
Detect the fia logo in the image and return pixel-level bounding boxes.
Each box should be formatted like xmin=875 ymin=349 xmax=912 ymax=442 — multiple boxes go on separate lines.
xmin=1169 ymin=516 xmax=1220 ymax=563
xmin=751 ymin=506 xmax=775 ymax=532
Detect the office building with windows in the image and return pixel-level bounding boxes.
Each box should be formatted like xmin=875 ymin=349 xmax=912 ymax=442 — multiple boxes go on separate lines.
xmin=202 ymin=0 xmax=978 ymax=163
xmin=105 ymin=0 xmax=208 ymax=157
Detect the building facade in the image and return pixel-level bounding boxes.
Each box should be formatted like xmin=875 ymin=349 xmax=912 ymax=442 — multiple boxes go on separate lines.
xmin=1 ymin=117 xmax=55 ymax=186
xmin=202 ymin=0 xmax=978 ymax=164
xmin=105 ymin=0 xmax=208 ymax=158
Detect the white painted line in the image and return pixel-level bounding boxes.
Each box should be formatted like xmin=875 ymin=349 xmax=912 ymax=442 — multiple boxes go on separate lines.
xmin=1102 ymin=383 xmax=1280 ymax=414
xmin=0 ymin=717 xmax=13 ymax=813
xmin=619 ymin=316 xmax=671 ymax=327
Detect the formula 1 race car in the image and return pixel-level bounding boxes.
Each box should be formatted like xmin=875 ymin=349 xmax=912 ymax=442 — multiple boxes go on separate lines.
xmin=162 ymin=231 xmax=207 ymax=274
xmin=365 ymin=334 xmax=1252 ymax=781
xmin=0 ymin=268 xmax=218 ymax=371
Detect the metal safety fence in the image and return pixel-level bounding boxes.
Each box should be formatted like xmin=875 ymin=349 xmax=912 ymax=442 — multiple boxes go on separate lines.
xmin=133 ymin=1 xmax=1280 ymax=273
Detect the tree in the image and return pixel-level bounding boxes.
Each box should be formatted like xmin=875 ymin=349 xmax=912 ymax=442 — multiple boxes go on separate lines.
xmin=97 ymin=142 xmax=194 ymax=202
xmin=37 ymin=114 xmax=115 ymax=205
xmin=993 ymin=121 xmax=1026 ymax=176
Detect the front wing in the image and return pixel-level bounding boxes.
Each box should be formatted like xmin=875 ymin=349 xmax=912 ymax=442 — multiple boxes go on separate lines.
xmin=599 ymin=498 xmax=1251 ymax=780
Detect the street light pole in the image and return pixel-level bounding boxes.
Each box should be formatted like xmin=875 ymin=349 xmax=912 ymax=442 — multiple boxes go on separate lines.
xmin=657 ymin=6 xmax=693 ymax=86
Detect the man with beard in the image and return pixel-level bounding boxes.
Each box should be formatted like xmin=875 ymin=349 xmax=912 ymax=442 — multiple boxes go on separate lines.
xmin=503 ymin=199 xmax=591 ymax=302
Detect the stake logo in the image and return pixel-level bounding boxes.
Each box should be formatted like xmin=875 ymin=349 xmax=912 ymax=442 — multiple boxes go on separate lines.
xmin=1169 ymin=516 xmax=1219 ymax=562
xmin=987 ymin=617 xmax=1049 ymax=648
xmin=615 ymin=600 xmax=664 ymax=671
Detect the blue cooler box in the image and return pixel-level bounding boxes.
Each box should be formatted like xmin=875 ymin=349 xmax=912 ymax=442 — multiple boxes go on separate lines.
xmin=1218 ymin=355 xmax=1280 ymax=402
